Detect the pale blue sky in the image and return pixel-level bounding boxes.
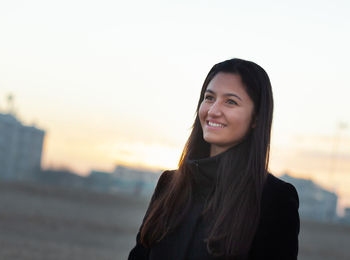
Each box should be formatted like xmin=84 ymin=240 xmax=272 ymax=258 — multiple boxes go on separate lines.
xmin=1 ymin=0 xmax=350 ymax=207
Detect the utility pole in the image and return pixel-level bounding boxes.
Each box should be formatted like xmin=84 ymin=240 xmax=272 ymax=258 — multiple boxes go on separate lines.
xmin=329 ymin=122 xmax=347 ymax=180
xmin=328 ymin=121 xmax=347 ymax=221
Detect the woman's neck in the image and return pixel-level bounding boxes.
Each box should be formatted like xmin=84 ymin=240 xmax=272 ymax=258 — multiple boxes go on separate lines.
xmin=210 ymin=145 xmax=232 ymax=157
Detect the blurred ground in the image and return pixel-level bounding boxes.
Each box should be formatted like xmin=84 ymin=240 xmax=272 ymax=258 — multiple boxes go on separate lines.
xmin=0 ymin=180 xmax=349 ymax=260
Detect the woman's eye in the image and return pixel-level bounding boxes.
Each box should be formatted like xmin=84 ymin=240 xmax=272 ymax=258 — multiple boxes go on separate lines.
xmin=227 ymin=99 xmax=237 ymax=105
xmin=204 ymin=95 xmax=214 ymax=101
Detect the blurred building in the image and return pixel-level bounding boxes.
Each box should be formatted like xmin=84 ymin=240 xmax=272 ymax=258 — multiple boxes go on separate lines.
xmin=0 ymin=113 xmax=45 ymax=180
xmin=280 ymin=174 xmax=338 ymax=222
xmin=113 ymin=165 xmax=161 ymax=196
xmin=86 ymin=170 xmax=120 ymax=193
xmin=87 ymin=165 xmax=162 ymax=197
xmin=340 ymin=207 xmax=350 ymax=224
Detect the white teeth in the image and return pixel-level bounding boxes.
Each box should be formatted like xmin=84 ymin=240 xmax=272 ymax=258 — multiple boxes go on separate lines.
xmin=208 ymin=121 xmax=225 ymax=128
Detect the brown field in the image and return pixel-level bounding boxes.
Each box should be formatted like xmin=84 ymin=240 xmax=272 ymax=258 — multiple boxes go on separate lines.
xmin=0 ymin=180 xmax=349 ymax=260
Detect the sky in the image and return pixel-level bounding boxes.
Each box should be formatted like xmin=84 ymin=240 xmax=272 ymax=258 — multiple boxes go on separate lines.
xmin=0 ymin=0 xmax=350 ymax=210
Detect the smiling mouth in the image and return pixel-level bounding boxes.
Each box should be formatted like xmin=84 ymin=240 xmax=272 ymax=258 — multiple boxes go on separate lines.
xmin=207 ymin=121 xmax=226 ymax=128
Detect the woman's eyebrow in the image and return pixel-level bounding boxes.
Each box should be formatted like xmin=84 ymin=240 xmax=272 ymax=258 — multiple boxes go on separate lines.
xmin=205 ymin=89 xmax=242 ymax=101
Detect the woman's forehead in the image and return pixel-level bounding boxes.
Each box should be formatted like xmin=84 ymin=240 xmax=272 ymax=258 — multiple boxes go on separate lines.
xmin=206 ymin=73 xmax=248 ymax=96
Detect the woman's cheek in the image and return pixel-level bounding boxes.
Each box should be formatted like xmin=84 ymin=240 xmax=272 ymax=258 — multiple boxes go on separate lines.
xmin=198 ymin=103 xmax=206 ymax=120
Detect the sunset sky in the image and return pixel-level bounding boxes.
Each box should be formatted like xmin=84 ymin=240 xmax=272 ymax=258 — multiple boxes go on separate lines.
xmin=1 ymin=0 xmax=349 ymax=210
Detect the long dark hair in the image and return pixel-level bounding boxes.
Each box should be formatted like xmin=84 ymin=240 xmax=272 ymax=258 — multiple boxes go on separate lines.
xmin=140 ymin=58 xmax=274 ymax=257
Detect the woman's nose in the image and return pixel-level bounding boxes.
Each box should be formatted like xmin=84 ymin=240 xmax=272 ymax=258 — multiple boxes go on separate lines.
xmin=208 ymin=102 xmax=222 ymax=116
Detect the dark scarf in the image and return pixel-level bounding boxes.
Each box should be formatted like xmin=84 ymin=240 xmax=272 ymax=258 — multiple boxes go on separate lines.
xmin=186 ymin=146 xmax=237 ymax=202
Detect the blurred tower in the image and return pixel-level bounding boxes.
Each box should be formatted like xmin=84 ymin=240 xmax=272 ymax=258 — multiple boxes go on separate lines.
xmin=0 ymin=94 xmax=45 ymax=180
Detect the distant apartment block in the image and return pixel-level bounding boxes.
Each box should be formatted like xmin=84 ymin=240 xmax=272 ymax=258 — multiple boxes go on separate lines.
xmin=87 ymin=165 xmax=162 ymax=196
xmin=0 ymin=113 xmax=45 ymax=180
xmin=112 ymin=165 xmax=162 ymax=196
xmin=113 ymin=165 xmax=160 ymax=184
xmin=340 ymin=207 xmax=350 ymax=224
xmin=280 ymin=174 xmax=338 ymax=222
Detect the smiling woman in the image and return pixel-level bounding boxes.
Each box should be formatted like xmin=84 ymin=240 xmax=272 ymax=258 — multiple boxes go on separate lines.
xmin=129 ymin=58 xmax=300 ymax=260
xmin=199 ymin=73 xmax=256 ymax=157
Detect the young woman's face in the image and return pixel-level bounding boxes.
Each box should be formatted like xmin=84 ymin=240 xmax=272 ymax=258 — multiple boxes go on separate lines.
xmin=199 ymin=72 xmax=255 ymax=156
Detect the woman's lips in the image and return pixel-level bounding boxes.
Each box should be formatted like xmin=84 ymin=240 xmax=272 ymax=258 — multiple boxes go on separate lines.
xmin=206 ymin=120 xmax=226 ymax=128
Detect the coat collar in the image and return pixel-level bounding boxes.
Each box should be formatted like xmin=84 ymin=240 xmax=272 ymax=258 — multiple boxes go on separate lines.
xmin=186 ymin=146 xmax=237 ymax=198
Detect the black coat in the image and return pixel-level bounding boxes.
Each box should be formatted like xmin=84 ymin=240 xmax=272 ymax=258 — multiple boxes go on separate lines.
xmin=129 ymin=153 xmax=300 ymax=260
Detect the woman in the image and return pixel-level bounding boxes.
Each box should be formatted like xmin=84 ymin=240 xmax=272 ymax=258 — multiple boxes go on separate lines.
xmin=128 ymin=58 xmax=300 ymax=260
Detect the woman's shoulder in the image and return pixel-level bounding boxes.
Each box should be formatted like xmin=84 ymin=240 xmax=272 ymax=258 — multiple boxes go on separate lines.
xmin=151 ymin=169 xmax=176 ymax=200
xmin=264 ymin=173 xmax=299 ymax=197
xmin=251 ymin=177 xmax=300 ymax=258
xmin=262 ymin=173 xmax=299 ymax=210
xmin=156 ymin=169 xmax=176 ymax=187
xmin=158 ymin=169 xmax=176 ymax=181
